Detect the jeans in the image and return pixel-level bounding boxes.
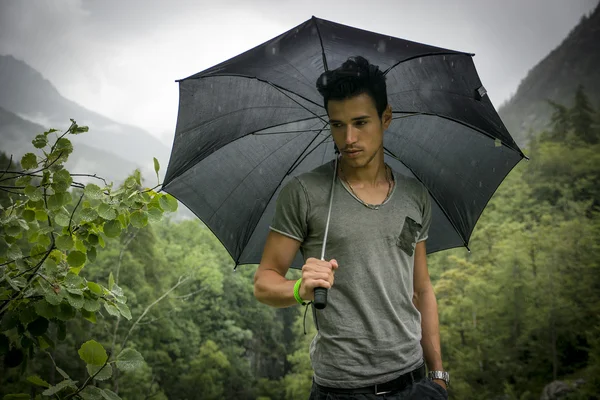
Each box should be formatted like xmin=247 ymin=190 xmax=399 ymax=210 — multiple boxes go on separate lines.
xmin=309 ymin=377 xmax=449 ymax=400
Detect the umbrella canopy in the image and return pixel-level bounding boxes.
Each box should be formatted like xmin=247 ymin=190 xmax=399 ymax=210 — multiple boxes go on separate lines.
xmin=162 ymin=16 xmax=526 ymax=269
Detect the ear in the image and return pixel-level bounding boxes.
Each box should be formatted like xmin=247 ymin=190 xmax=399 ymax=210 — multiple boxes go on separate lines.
xmin=382 ymin=104 xmax=392 ymax=130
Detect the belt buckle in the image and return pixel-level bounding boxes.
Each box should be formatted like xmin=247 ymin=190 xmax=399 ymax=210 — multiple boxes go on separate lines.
xmin=374 ymin=383 xmax=391 ymax=395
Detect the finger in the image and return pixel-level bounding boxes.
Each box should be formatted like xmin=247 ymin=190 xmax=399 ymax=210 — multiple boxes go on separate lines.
xmin=329 ymin=259 xmax=339 ymax=269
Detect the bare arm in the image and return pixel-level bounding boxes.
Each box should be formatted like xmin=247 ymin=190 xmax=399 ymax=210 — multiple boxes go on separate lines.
xmin=253 ymin=231 xmax=300 ymax=308
xmin=412 ymin=241 xmax=446 ymax=388
xmin=254 ymin=230 xmax=338 ymax=308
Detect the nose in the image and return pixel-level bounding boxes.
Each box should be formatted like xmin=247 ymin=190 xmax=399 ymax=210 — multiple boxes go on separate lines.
xmin=344 ymin=125 xmax=358 ymax=145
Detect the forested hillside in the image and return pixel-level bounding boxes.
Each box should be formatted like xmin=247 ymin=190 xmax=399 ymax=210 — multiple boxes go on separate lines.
xmin=1 ymin=87 xmax=599 ymax=399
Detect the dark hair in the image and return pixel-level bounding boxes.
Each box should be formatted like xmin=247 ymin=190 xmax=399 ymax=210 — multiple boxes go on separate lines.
xmin=316 ymin=56 xmax=388 ymax=118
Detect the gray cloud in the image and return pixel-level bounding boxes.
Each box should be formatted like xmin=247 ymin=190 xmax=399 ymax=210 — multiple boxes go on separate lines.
xmin=1 ymin=0 xmax=597 ymax=142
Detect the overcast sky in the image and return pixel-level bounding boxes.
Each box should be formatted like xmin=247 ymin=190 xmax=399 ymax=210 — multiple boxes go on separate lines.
xmin=1 ymin=0 xmax=598 ymax=145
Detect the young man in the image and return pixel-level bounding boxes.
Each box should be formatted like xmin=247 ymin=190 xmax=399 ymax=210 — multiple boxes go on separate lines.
xmin=253 ymin=56 xmax=449 ymax=399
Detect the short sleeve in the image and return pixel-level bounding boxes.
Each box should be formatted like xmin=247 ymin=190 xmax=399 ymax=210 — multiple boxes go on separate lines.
xmin=269 ymin=177 xmax=308 ymax=243
xmin=417 ymin=184 xmax=432 ymax=243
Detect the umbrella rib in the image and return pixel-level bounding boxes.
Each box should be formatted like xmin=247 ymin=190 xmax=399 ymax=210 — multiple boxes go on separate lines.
xmin=383 ymin=147 xmax=470 ymax=251
xmin=312 ymin=16 xmax=329 ymax=71
xmin=382 ymin=51 xmax=474 ymax=76
xmin=390 ymin=111 xmax=524 ymax=157
xmin=287 ymin=125 xmax=331 ymax=174
xmin=164 ymin=115 xmax=326 ymax=187
xmin=180 ymin=73 xmax=325 ymax=111
xmin=266 ymin=82 xmax=329 ymax=125
xmin=207 ymin=134 xmax=309 ymax=250
xmin=236 ymin=129 xmax=326 ymax=264
xmin=253 ymin=128 xmax=327 ymax=136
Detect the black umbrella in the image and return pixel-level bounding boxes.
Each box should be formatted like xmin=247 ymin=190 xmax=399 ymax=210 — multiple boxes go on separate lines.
xmin=162 ymin=16 xmax=525 ymax=280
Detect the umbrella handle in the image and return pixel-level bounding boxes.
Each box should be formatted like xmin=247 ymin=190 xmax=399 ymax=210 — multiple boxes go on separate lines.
xmin=314 ymin=154 xmax=339 ymax=310
xmin=314 ymin=287 xmax=327 ymax=309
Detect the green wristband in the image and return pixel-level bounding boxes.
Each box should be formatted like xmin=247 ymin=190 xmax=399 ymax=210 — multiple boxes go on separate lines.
xmin=293 ymin=278 xmax=306 ymax=305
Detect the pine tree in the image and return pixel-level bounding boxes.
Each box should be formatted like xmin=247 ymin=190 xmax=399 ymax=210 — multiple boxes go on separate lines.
xmin=570 ymin=84 xmax=596 ymax=144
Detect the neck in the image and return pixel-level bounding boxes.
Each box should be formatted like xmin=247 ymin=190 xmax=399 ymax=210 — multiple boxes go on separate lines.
xmin=338 ymin=150 xmax=388 ymax=188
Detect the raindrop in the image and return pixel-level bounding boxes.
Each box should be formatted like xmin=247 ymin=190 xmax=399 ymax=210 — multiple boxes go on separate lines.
xmin=218 ymin=105 xmax=222 ymax=112
xmin=451 ymin=61 xmax=454 ymax=67
xmin=443 ymin=55 xmax=446 ymax=61
xmin=377 ymin=39 xmax=386 ymax=53
xmin=440 ymin=168 xmax=445 ymax=174
xmin=492 ymin=167 xmax=496 ymax=173
xmin=271 ymin=46 xmax=277 ymax=55
xmin=471 ymin=160 xmax=477 ymax=166
xmin=478 ymin=181 xmax=482 ymax=188
xmin=210 ymin=83 xmax=213 ymax=89
xmin=451 ymin=78 xmax=454 ymax=82
xmin=440 ymin=85 xmax=443 ymax=89
xmin=322 ymin=75 xmax=328 ymax=85
xmin=419 ymin=58 xmax=422 ymax=64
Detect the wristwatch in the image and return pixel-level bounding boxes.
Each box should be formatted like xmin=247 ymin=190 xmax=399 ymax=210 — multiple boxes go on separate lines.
xmin=428 ymin=370 xmax=450 ymax=387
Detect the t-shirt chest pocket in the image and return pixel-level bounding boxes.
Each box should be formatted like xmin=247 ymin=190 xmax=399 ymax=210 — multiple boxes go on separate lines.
xmin=396 ymin=214 xmax=423 ymax=257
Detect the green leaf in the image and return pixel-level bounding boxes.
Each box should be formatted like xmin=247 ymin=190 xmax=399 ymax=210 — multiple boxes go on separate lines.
xmin=80 ymin=386 xmax=104 ymax=400
xmin=57 ymin=302 xmax=76 ymax=321
xmin=87 ymin=363 xmax=112 ymax=381
xmin=7 ymin=244 xmax=23 ymax=260
xmin=67 ymin=251 xmax=86 ymax=268
xmin=27 ymin=317 xmax=49 ymax=336
xmin=22 ymin=209 xmax=35 ymax=222
xmin=21 ymin=153 xmax=38 ymax=170
xmin=153 ymin=157 xmax=160 ymax=176
xmin=130 ymin=211 xmax=148 ymax=228
xmin=87 ymin=246 xmax=97 ymax=262
xmin=116 ymin=303 xmax=132 ymax=320
xmin=34 ymin=301 xmax=58 ymax=319
xmin=51 ymin=169 xmax=73 ymax=193
xmin=98 ymin=203 xmax=117 ymax=220
xmin=108 ymin=272 xmax=115 ymax=291
xmin=147 ymin=206 xmax=163 ymax=223
xmin=80 ymin=208 xmax=98 ymax=223
xmin=84 ymin=298 xmax=101 ymax=312
xmin=35 ymin=209 xmax=48 ymax=221
xmin=159 ymin=194 xmax=178 ymax=212
xmin=116 ymin=348 xmax=144 ymax=372
xmin=103 ymin=220 xmax=122 ymax=238
xmin=42 ymin=379 xmax=77 ymax=396
xmin=56 ymin=235 xmax=74 ymax=251
xmin=103 ymin=302 xmax=120 ymax=318
xmin=24 ymin=185 xmax=42 ymax=201
xmin=27 ymin=375 xmax=50 ymax=388
xmin=85 ymin=184 xmax=104 ymax=200
xmin=100 ymin=389 xmax=122 ymax=400
xmin=78 ymin=340 xmax=108 ymax=366
xmin=65 ymin=272 xmax=84 ymax=287
xmin=32 ymin=134 xmax=48 ymax=148
xmin=54 ymin=137 xmax=73 ymax=155
xmin=66 ymin=292 xmax=84 ymax=309
xmin=19 ymin=306 xmax=38 ymax=325
xmin=56 ymin=366 xmax=70 ymax=379
xmin=82 ymin=309 xmax=97 ymax=323
xmin=87 ymin=281 xmax=103 ymax=295
xmin=44 ymin=290 xmax=62 ymax=306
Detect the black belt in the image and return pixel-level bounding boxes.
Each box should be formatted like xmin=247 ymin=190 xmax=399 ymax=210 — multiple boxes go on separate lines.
xmin=316 ymin=363 xmax=426 ymax=395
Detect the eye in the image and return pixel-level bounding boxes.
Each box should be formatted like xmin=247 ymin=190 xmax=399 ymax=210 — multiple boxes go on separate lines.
xmin=356 ymin=121 xmax=367 ymax=125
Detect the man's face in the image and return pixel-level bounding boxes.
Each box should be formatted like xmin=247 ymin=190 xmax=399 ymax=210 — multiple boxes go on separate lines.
xmin=328 ymin=92 xmax=392 ymax=168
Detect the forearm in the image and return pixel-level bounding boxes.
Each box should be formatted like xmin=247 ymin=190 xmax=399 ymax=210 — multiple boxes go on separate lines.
xmin=254 ymin=269 xmax=298 ymax=308
xmin=414 ymin=286 xmax=444 ymax=371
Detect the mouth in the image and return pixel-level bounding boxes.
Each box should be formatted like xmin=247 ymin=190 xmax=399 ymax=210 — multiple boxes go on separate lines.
xmin=344 ymin=150 xmax=362 ymax=158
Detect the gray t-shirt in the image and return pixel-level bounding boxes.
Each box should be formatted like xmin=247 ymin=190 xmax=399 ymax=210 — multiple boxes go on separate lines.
xmin=269 ymin=160 xmax=432 ymax=389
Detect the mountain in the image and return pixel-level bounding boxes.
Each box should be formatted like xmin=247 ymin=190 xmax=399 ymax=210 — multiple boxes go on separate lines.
xmin=0 ymin=55 xmax=170 ymax=184
xmin=0 ymin=106 xmax=139 ymax=184
xmin=498 ymin=4 xmax=600 ymax=147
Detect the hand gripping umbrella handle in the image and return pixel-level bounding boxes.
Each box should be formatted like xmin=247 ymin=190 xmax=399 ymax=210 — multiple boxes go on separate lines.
xmin=314 ymin=154 xmax=339 ymax=310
